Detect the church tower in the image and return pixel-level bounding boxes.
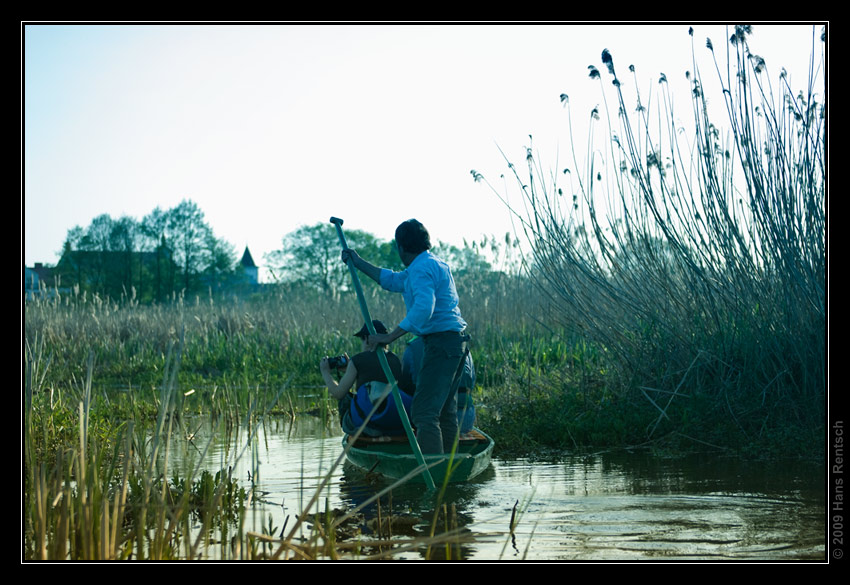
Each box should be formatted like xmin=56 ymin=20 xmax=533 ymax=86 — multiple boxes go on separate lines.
xmin=240 ymin=246 xmax=258 ymax=285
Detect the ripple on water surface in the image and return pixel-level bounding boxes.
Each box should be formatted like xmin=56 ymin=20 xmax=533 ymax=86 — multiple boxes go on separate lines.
xmin=169 ymin=418 xmax=826 ymax=561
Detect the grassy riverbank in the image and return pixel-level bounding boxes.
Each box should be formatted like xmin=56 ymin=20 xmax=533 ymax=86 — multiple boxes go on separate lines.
xmin=25 ymin=273 xmax=823 ymax=462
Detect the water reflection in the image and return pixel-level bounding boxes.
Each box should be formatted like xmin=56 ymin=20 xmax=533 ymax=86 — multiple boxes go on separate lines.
xmin=336 ymin=460 xmax=499 ymax=560
xmin=167 ymin=416 xmax=825 ymax=561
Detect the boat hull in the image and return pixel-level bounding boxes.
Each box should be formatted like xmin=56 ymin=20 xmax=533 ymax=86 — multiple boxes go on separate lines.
xmin=343 ymin=429 xmax=494 ymax=484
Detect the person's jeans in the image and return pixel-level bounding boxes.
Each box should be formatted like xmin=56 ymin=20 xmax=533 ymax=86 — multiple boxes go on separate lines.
xmin=412 ymin=331 xmax=467 ymax=454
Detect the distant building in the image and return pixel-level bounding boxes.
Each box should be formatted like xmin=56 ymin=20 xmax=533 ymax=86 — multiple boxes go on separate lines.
xmin=24 ymin=263 xmax=58 ymax=300
xmin=241 ymin=247 xmax=258 ymax=285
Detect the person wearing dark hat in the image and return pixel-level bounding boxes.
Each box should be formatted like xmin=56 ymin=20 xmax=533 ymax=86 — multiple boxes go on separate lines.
xmin=319 ymin=319 xmax=407 ymax=436
xmin=341 ymin=219 xmax=468 ymax=454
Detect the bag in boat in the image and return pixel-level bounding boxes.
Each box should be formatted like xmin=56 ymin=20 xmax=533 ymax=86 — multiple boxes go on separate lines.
xmin=350 ymin=381 xmax=413 ymax=433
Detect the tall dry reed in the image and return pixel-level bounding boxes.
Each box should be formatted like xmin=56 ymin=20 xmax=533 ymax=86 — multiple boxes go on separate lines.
xmin=475 ymin=25 xmax=826 ymax=451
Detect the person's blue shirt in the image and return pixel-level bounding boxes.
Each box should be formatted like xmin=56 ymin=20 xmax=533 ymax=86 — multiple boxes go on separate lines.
xmin=379 ymin=251 xmax=466 ymax=336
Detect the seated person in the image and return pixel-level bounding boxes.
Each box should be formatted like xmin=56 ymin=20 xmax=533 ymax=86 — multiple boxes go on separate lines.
xmin=398 ymin=335 xmax=477 ymax=435
xmin=320 ymin=320 xmax=411 ymax=436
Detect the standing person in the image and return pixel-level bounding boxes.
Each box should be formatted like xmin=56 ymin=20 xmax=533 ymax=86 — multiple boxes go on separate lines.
xmin=341 ymin=219 xmax=468 ymax=454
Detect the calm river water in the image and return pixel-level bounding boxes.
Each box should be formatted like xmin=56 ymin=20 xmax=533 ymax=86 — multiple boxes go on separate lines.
xmin=172 ymin=414 xmax=826 ymax=561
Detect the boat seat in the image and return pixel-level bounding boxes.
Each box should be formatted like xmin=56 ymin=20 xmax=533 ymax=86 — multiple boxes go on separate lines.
xmin=348 ymin=429 xmax=488 ymax=446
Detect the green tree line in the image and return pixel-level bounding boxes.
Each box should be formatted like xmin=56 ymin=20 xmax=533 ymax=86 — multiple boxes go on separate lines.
xmin=53 ymin=199 xmax=241 ymax=303
xmin=264 ymin=223 xmax=506 ymax=295
xmin=45 ymin=202 xmax=517 ymax=303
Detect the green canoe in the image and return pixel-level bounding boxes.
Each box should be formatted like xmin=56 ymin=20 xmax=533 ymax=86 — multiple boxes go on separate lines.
xmin=343 ymin=429 xmax=495 ymax=484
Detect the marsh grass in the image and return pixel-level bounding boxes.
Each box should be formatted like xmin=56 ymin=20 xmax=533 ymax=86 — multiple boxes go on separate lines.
xmin=474 ymin=25 xmax=826 ymax=458
xmin=23 ymin=270 xmax=557 ymax=560
xmin=23 ymin=263 xmax=568 ymax=435
xmin=25 ymin=336 xmax=240 ymax=560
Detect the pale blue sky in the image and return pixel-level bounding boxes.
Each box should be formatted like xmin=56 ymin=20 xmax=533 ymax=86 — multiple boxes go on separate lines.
xmin=22 ymin=23 xmax=824 ymax=280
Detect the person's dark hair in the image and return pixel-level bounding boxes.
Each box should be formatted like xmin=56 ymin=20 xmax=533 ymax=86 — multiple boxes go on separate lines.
xmin=395 ymin=219 xmax=431 ymax=254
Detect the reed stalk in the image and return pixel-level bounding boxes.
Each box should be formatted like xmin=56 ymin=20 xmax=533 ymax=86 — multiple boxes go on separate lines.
xmin=474 ymin=25 xmax=825 ymax=454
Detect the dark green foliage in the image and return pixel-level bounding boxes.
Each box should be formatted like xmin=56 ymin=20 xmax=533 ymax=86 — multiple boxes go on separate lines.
xmin=265 ymin=222 xmax=404 ymax=293
xmin=53 ymin=199 xmax=240 ymax=302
